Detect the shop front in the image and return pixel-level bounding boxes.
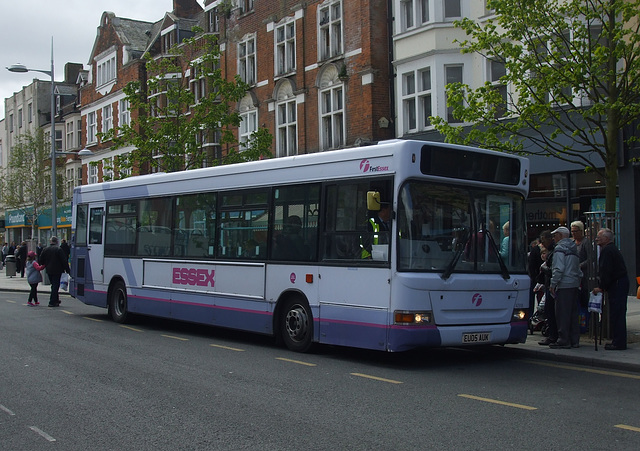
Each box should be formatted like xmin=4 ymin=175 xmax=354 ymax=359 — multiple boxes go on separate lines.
xmin=37 ymin=203 xmax=72 ymax=243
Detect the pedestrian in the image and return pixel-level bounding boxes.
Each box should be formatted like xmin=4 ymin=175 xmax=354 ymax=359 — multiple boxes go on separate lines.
xmin=1 ymin=242 xmax=8 ymax=266
xmin=60 ymin=239 xmax=71 ymax=263
xmin=26 ymin=251 xmax=45 ymax=306
xmin=17 ymin=241 xmax=28 ymax=278
xmin=571 ymin=220 xmax=591 ymax=308
xmin=592 ymin=228 xmax=629 ymax=350
xmin=532 ymin=231 xmax=559 ymax=346
xmin=548 ymin=226 xmax=582 ymax=349
xmin=36 ymin=242 xmax=44 ymax=262
xmin=38 ymin=236 xmax=70 ymax=308
xmin=499 ymin=221 xmax=510 ymax=263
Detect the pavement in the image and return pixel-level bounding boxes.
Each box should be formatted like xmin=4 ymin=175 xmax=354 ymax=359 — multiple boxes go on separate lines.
xmin=2 ymin=269 xmax=640 ymax=372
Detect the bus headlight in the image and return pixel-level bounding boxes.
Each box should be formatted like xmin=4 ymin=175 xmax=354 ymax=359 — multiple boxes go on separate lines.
xmin=512 ymin=309 xmax=527 ymax=322
xmin=394 ymin=311 xmax=433 ymax=325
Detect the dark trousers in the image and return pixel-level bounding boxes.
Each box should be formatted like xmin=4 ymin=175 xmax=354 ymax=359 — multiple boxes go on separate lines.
xmin=555 ymin=287 xmax=580 ymax=346
xmin=48 ymin=273 xmax=61 ymax=306
xmin=608 ymin=275 xmax=630 ymax=348
xmin=28 ymin=283 xmax=39 ymax=303
xmin=544 ymin=289 xmax=558 ymax=341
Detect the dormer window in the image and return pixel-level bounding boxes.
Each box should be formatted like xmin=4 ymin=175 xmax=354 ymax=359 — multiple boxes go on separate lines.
xmin=96 ymin=52 xmax=117 ymax=87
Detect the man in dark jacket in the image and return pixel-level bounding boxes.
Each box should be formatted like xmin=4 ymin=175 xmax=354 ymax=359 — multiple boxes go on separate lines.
xmin=39 ymin=236 xmax=70 ymax=307
xmin=593 ymin=228 xmax=629 ymax=350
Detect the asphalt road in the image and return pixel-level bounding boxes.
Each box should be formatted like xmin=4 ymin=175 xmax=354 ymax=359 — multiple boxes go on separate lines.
xmin=2 ymin=291 xmax=640 ymax=450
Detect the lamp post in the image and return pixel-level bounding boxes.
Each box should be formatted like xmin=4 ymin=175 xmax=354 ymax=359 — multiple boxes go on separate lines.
xmin=7 ymin=37 xmax=58 ymax=237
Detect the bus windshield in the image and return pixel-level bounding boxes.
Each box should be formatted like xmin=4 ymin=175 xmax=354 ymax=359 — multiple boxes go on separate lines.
xmin=397 ymin=181 xmax=526 ymax=274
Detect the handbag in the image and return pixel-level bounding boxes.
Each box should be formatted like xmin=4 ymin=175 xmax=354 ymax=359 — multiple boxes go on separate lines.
xmin=588 ymin=292 xmax=602 ymax=314
xmin=60 ymin=273 xmax=70 ymax=291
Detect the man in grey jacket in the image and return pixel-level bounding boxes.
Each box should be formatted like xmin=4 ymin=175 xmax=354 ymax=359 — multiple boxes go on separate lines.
xmin=548 ymin=226 xmax=583 ymax=349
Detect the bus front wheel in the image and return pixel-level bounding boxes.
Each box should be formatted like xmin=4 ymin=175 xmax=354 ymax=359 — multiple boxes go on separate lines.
xmin=280 ymin=298 xmax=313 ymax=353
xmin=108 ymin=281 xmax=129 ymax=324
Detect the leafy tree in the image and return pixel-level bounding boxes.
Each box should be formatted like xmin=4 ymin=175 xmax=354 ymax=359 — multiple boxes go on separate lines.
xmin=0 ymin=129 xmax=60 ymax=238
xmin=100 ymin=29 xmax=272 ymax=179
xmin=431 ymin=0 xmax=640 ymax=211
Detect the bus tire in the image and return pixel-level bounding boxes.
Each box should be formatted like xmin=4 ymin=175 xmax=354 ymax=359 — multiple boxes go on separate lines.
xmin=108 ymin=281 xmax=129 ymax=324
xmin=280 ymin=297 xmax=313 ymax=353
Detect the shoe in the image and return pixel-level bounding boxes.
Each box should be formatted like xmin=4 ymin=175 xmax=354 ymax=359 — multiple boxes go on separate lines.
xmin=48 ymin=304 xmax=58 ymax=307
xmin=549 ymin=342 xmax=571 ymax=349
xmin=27 ymin=301 xmax=34 ymax=305
xmin=538 ymin=338 xmax=556 ymax=346
xmin=34 ymin=302 xmax=40 ymax=305
xmin=604 ymin=344 xmax=627 ymax=351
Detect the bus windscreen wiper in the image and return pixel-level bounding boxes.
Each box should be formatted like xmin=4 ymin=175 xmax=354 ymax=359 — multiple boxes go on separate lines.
xmin=441 ymin=229 xmax=469 ymax=280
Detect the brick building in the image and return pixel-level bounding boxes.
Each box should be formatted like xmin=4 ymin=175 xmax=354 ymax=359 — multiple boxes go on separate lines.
xmin=78 ymin=0 xmax=394 ymax=183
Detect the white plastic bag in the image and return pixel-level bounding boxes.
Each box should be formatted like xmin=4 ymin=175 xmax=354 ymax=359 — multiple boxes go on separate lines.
xmin=60 ymin=273 xmax=70 ymax=291
xmin=588 ymin=292 xmax=602 ymax=313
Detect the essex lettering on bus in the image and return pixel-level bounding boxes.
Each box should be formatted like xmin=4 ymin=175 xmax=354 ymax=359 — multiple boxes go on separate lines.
xmin=172 ymin=268 xmax=215 ymax=287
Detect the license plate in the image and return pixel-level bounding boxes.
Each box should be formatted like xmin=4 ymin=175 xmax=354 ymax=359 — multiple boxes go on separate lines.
xmin=462 ymin=332 xmax=491 ymax=343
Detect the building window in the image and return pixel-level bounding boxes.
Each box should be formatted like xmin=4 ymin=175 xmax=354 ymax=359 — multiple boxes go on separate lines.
xmin=55 ymin=130 xmax=63 ymax=152
xmin=18 ymin=108 xmax=23 ymax=128
xmin=239 ymin=95 xmax=257 ymax=152
xmin=119 ymin=99 xmax=130 ymax=127
xmin=207 ymin=7 xmax=219 ymax=33
xmin=401 ymin=0 xmax=414 ymax=30
xmin=66 ymin=121 xmax=74 ymax=149
xmin=28 ymin=103 xmax=33 ymax=123
xmin=9 ymin=114 xmax=13 ymax=133
xmin=89 ymin=163 xmax=98 ymax=184
xmin=117 ymin=153 xmax=132 ymax=178
xmin=76 ymin=119 xmax=82 ymax=148
xmin=102 ymin=105 xmax=113 ymax=134
xmin=275 ymin=21 xmax=296 ymax=76
xmin=488 ymin=58 xmax=507 ymax=118
xmin=319 ymin=0 xmax=343 ymax=60
xmin=445 ymin=64 xmax=463 ymax=123
xmin=444 ymin=0 xmax=461 ymax=19
xmin=239 ymin=0 xmax=255 ymax=14
xmin=419 ymin=68 xmax=432 ymax=128
xmin=402 ymin=72 xmax=417 ymax=132
xmin=96 ymin=54 xmax=116 ymax=87
xmin=88 ymin=111 xmax=97 ymax=143
xmin=163 ymin=30 xmax=176 ymax=53
xmin=190 ymin=65 xmax=208 ymax=104
xmin=421 ymin=0 xmax=430 ymax=23
xmin=320 ymin=84 xmax=345 ymax=150
xmin=238 ymin=36 xmax=256 ymax=85
xmin=275 ymin=82 xmax=298 ymax=157
xmin=103 ymin=157 xmax=113 ymax=181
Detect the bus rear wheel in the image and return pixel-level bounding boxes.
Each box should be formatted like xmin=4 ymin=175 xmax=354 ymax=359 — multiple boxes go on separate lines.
xmin=108 ymin=281 xmax=129 ymax=324
xmin=280 ymin=298 xmax=313 ymax=353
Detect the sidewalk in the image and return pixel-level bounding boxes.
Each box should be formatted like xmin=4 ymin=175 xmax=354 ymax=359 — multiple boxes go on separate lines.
xmin=2 ymin=271 xmax=639 ymax=372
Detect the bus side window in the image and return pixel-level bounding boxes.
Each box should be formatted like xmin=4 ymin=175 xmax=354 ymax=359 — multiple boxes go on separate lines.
xmin=271 ymin=184 xmax=320 ymax=262
xmin=76 ymin=205 xmax=89 ymax=247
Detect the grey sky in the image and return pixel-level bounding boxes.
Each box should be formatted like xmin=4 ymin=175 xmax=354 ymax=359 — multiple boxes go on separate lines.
xmin=1 ymin=0 xmax=205 ymax=121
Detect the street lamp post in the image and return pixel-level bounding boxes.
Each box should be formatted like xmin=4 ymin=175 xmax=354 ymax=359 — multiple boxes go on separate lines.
xmin=7 ymin=37 xmax=58 ymax=237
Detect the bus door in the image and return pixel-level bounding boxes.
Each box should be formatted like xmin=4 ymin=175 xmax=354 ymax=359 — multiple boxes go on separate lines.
xmin=86 ymin=203 xmax=106 ymax=286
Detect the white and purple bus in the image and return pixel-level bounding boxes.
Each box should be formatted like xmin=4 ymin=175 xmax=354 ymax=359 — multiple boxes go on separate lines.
xmin=70 ymin=140 xmax=530 ymax=352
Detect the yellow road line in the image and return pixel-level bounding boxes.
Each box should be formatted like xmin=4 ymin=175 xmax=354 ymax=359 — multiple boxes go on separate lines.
xmin=83 ymin=317 xmax=103 ymax=322
xmin=276 ymin=357 xmax=316 ymax=366
xmin=210 ymin=344 xmax=245 ymax=352
xmin=524 ymin=359 xmax=640 ymax=380
xmin=161 ymin=334 xmax=189 ymax=341
xmin=350 ymin=373 xmax=403 ymax=384
xmin=458 ymin=394 xmax=537 ymax=410
xmin=6 ymin=300 xmax=16 ymax=304
xmin=615 ymin=424 xmax=640 ymax=432
xmin=120 ymin=325 xmax=143 ymax=332
xmin=60 ymin=310 xmax=73 ymax=315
